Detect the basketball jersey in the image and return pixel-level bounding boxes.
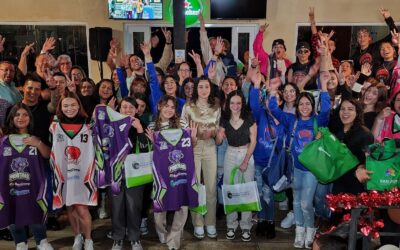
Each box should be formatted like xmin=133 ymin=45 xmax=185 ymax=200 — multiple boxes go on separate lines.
xmin=152 ymin=128 xmax=198 ymax=212
xmin=0 ymin=134 xmax=47 ymax=228
xmin=93 ymin=106 xmax=132 ymax=194
xmin=378 ymin=113 xmax=400 ymax=142
xmin=49 ymin=117 xmax=97 ymax=209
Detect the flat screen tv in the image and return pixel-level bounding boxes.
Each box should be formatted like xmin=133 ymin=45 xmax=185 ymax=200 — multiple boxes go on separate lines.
xmin=210 ymin=0 xmax=266 ymax=19
xmin=108 ymin=0 xmax=163 ymax=20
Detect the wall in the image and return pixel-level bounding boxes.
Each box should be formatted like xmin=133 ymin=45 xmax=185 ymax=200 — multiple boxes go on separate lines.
xmin=0 ymin=0 xmax=398 ymax=81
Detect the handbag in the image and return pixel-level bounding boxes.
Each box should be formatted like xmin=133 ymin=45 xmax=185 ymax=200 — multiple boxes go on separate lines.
xmin=262 ymin=119 xmax=297 ymax=192
xmin=222 ymin=166 xmax=261 ymax=214
xmin=124 ymin=141 xmax=153 ymax=188
xmin=366 ymin=139 xmax=400 ymax=191
xmin=298 ymin=126 xmax=359 ymax=184
xmin=190 ymin=184 xmax=207 ymax=215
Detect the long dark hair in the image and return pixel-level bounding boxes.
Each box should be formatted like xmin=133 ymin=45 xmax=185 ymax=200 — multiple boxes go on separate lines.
xmin=191 ymin=75 xmax=216 ymax=106
xmin=361 ymin=83 xmax=387 ymax=113
xmin=93 ymin=79 xmax=117 ymax=105
xmin=134 ymin=92 xmax=150 ymax=114
xmin=338 ymin=98 xmax=364 ymax=129
xmin=153 ymin=95 xmax=180 ymax=131
xmin=160 ymin=75 xmax=179 ymax=96
xmin=219 ymin=76 xmax=239 ymax=108
xmin=223 ymin=90 xmax=249 ymax=121
xmin=294 ymin=92 xmax=315 ymax=118
xmin=5 ymin=103 xmax=34 ymax=135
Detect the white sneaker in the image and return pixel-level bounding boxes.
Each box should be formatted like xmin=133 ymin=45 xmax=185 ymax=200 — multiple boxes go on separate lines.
xmin=305 ymin=227 xmax=317 ymax=249
xmin=84 ymin=239 xmax=94 ymax=250
xmin=293 ymin=226 xmax=305 ymax=248
xmin=98 ymin=208 xmax=108 ymax=219
xmin=278 ymin=199 xmax=289 ymax=211
xmin=280 ymin=211 xmax=295 ymax=229
xmin=131 ymin=241 xmax=143 ymax=250
xmin=37 ymin=239 xmax=54 ymax=250
xmin=72 ymin=234 xmax=83 ymax=250
xmin=193 ymin=226 xmax=205 ymax=239
xmin=16 ymin=242 xmax=28 ymax=250
xmin=206 ymin=225 xmax=217 ymax=238
xmin=140 ymin=218 xmax=148 ymax=235
xmin=111 ymin=240 xmax=123 ymax=250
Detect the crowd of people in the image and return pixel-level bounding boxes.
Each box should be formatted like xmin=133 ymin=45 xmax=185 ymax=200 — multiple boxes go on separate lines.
xmin=0 ymin=7 xmax=400 ymax=250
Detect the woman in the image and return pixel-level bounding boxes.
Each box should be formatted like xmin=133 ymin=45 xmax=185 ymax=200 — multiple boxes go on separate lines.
xmin=268 ymin=71 xmax=330 ymax=249
xmin=249 ymin=73 xmax=285 ymax=239
xmin=146 ymin=95 xmax=196 ymax=250
xmin=181 ymin=76 xmax=221 ymax=239
xmin=361 ymin=82 xmax=387 ymax=130
xmin=216 ymin=90 xmax=257 ymax=242
xmin=180 ymin=77 xmax=194 ymax=102
xmin=109 ymin=97 xmax=150 ymax=250
xmin=134 ymin=92 xmax=152 ymax=128
xmin=80 ymin=78 xmax=95 ymax=97
xmin=69 ymin=65 xmax=87 ymax=92
xmin=0 ymin=103 xmax=53 ymax=250
xmin=372 ymin=89 xmax=400 ymax=141
xmin=50 ymin=92 xmax=96 ymax=250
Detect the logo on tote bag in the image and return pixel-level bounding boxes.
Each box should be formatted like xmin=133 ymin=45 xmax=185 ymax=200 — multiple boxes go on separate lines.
xmin=385 ymin=168 xmax=396 ymax=177
xmin=318 ymin=146 xmax=331 ymax=158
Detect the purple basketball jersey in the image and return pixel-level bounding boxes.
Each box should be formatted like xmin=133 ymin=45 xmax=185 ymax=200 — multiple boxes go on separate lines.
xmin=0 ymin=135 xmax=47 ymax=228
xmin=94 ymin=106 xmax=132 ymax=194
xmin=152 ymin=128 xmax=198 ymax=212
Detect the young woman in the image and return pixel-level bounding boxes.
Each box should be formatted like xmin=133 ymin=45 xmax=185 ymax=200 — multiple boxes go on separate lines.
xmin=249 ymin=73 xmax=285 ymax=239
xmin=80 ymin=78 xmax=95 ymax=97
xmin=372 ymin=89 xmax=400 ymax=141
xmin=268 ymin=71 xmax=330 ymax=249
xmin=180 ymin=77 xmax=194 ymax=102
xmin=216 ymin=90 xmax=257 ymax=242
xmin=0 ymin=103 xmax=53 ymax=250
xmin=181 ymin=76 xmax=221 ymax=239
xmin=110 ymin=97 xmax=150 ymax=250
xmin=134 ymin=93 xmax=152 ymax=131
xmin=361 ymin=82 xmax=387 ymax=130
xmin=146 ymin=95 xmax=196 ymax=250
xmin=50 ymin=92 xmax=96 ymax=250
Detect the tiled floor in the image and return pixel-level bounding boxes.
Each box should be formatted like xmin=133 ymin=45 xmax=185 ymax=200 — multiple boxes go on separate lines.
xmin=0 ymin=210 xmax=295 ymax=250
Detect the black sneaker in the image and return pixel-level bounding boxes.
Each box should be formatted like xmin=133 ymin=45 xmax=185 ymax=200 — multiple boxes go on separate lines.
xmin=241 ymin=229 xmax=251 ymax=242
xmin=265 ymin=221 xmax=276 ymax=239
xmin=226 ymin=228 xmax=235 ymax=240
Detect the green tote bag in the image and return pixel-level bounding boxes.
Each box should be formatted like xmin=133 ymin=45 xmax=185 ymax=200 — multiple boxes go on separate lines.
xmin=366 ymin=139 xmax=400 ymax=191
xmin=298 ymin=127 xmax=359 ymax=183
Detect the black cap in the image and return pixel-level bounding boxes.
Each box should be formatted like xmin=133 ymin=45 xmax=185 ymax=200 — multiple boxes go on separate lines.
xmin=296 ymin=41 xmax=311 ymax=52
xmin=272 ymin=39 xmax=286 ymax=51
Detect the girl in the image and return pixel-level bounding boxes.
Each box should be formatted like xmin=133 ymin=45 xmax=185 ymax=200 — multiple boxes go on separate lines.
xmin=216 ymin=90 xmax=257 ymax=242
xmin=146 ymin=95 xmax=196 ymax=250
xmin=249 ymin=72 xmax=285 ymax=239
xmin=181 ymin=76 xmax=221 ymax=239
xmin=372 ymin=89 xmax=400 ymax=141
xmin=50 ymin=92 xmax=96 ymax=250
xmin=360 ymin=82 xmax=387 ymax=130
xmin=0 ymin=103 xmax=53 ymax=250
xmin=134 ymin=92 xmax=152 ymax=128
xmin=268 ymin=71 xmax=330 ymax=249
xmin=110 ymin=97 xmax=150 ymax=250
xmin=180 ymin=77 xmax=194 ymax=102
xmin=80 ymin=78 xmax=95 ymax=97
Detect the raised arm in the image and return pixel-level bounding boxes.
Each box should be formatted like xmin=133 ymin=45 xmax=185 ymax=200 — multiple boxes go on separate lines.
xmin=199 ymin=12 xmax=213 ymax=64
xmin=155 ymin=27 xmax=173 ymax=73
xmin=188 ymin=50 xmax=204 ymax=78
xmin=252 ymin=24 xmax=269 ymax=75
xmin=18 ymin=42 xmax=35 ymax=75
xmin=142 ymin=41 xmax=162 ymax=114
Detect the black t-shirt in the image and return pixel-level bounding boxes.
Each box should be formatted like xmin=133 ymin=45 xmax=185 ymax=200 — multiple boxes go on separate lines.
xmin=28 ymin=101 xmax=52 ymax=146
xmin=221 ymin=112 xmax=255 ymax=147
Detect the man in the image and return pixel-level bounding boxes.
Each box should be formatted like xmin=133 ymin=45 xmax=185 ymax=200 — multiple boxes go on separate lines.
xmin=57 ymin=54 xmax=72 ymax=76
xmin=0 ymin=61 xmax=22 ymax=128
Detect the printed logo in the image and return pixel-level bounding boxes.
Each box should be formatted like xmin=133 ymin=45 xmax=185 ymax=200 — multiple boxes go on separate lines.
xmin=103 ymin=124 xmax=115 ymax=138
xmin=65 ymin=146 xmax=81 ymax=164
xmin=385 ymin=167 xmax=396 ymax=177
xmin=97 ymin=110 xmax=106 ymax=120
xmin=168 ymin=150 xmax=184 ymax=164
xmin=9 ymin=157 xmax=30 ymax=182
xmin=56 ymin=134 xmax=64 ymax=142
xmin=160 ymin=141 xmax=168 ymax=150
xmin=318 ymin=146 xmax=331 ymax=158
xmin=3 ymin=147 xmax=11 ymax=156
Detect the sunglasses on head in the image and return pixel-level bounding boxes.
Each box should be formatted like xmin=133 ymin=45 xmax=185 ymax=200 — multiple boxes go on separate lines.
xmin=297 ymin=49 xmax=310 ymax=54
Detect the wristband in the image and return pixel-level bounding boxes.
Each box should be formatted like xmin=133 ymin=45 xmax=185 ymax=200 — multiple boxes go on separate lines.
xmin=40 ymin=50 xmax=47 ymax=55
xmin=166 ymin=42 xmax=172 ymax=45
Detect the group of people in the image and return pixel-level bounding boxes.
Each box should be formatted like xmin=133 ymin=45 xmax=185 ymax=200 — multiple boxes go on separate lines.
xmin=0 ymin=7 xmax=400 ymax=250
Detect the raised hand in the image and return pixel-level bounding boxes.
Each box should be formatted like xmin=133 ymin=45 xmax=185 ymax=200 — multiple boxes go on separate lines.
xmin=379 ymin=7 xmax=391 ymax=19
xmin=145 ymin=128 xmax=154 ymax=143
xmin=309 ymin=7 xmax=315 ymax=23
xmin=161 ymin=27 xmax=172 ymax=44
xmin=0 ymin=35 xmax=5 ymax=53
xmin=391 ymin=29 xmax=400 ymax=50
xmin=110 ymin=38 xmax=120 ymax=50
xmin=259 ymin=23 xmax=269 ymax=33
xmin=41 ymin=37 xmax=56 ymax=53
xmin=21 ymin=42 xmax=35 ymax=57
xmin=207 ymin=62 xmax=216 ymax=80
xmin=190 ymin=120 xmax=198 ymax=141
xmin=188 ymin=50 xmax=201 ymax=65
xmin=348 ymin=72 xmax=360 ymax=87
xmin=361 ymin=63 xmax=372 ymax=76
xmin=108 ymin=97 xmax=117 ymax=110
xmin=214 ymin=36 xmax=224 ymax=56
xmin=140 ymin=40 xmax=152 ymax=57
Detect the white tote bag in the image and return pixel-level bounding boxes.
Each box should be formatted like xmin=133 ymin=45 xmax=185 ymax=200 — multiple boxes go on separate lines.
xmin=190 ymin=184 xmax=207 ymax=215
xmin=222 ymin=167 xmax=261 ymax=214
xmin=124 ymin=143 xmax=153 ymax=188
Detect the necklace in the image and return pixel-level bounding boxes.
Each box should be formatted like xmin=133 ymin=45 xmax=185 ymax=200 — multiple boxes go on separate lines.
xmin=230 ymin=117 xmax=241 ymax=125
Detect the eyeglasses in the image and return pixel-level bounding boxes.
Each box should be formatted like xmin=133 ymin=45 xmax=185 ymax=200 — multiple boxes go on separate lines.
xmin=297 ymin=49 xmax=310 ymax=54
xmin=179 ymin=69 xmax=191 ymax=72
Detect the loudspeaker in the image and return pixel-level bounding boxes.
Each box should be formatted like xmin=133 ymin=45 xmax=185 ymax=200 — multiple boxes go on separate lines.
xmin=89 ymin=27 xmax=112 ymax=61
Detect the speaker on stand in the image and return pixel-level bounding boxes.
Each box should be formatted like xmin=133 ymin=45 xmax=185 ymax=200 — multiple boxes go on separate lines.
xmin=89 ymin=27 xmax=112 ymax=79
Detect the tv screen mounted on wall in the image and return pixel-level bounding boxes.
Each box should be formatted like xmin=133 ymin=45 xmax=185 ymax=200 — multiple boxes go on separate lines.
xmin=108 ymin=0 xmax=163 ymax=20
xmin=210 ymin=0 xmax=266 ymax=19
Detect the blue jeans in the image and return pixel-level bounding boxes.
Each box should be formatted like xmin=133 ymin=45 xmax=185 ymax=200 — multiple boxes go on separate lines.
xmin=293 ymin=168 xmax=318 ymax=228
xmin=255 ymin=164 xmax=274 ymax=221
xmin=314 ymin=183 xmax=332 ymax=219
xmin=9 ymin=224 xmax=47 ymax=244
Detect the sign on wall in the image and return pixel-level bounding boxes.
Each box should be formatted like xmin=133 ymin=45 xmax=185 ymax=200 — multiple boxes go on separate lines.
xmin=164 ymin=0 xmax=208 ymax=26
